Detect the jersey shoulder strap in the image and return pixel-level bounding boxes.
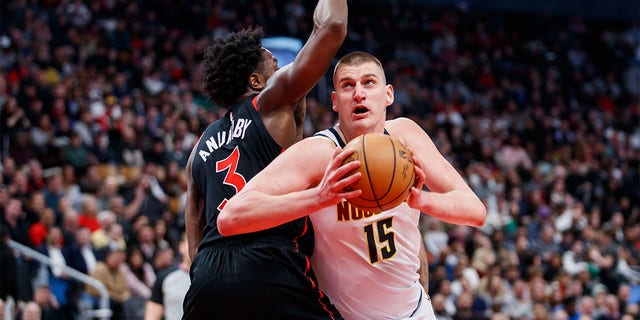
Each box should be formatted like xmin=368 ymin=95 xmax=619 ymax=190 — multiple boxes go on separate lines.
xmin=313 ymin=127 xmax=346 ymax=147
xmin=314 ymin=127 xmax=391 ymax=148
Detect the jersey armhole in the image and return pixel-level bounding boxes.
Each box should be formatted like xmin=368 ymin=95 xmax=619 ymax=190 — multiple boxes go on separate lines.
xmin=252 ymin=95 xmax=259 ymax=111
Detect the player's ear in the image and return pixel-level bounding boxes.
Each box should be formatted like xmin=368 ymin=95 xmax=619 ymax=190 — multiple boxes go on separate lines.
xmin=385 ymin=84 xmax=394 ymax=107
xmin=331 ymin=91 xmax=338 ymax=111
xmin=249 ymin=72 xmax=266 ymax=91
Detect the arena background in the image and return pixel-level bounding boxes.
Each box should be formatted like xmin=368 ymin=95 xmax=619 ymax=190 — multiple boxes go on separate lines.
xmin=0 ymin=0 xmax=639 ymax=319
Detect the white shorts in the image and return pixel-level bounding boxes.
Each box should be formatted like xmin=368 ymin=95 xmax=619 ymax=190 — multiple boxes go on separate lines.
xmin=399 ymin=287 xmax=436 ymax=320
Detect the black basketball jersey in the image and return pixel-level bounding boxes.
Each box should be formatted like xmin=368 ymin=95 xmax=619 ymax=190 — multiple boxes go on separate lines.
xmin=191 ymin=95 xmax=311 ymax=251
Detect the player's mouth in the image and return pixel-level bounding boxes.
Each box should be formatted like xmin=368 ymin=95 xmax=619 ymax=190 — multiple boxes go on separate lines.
xmin=354 ymin=106 xmax=369 ymax=114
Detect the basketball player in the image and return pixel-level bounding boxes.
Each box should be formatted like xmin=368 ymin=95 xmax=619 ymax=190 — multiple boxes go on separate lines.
xmin=218 ymin=51 xmax=487 ymax=319
xmin=182 ymin=1 xmax=347 ymax=319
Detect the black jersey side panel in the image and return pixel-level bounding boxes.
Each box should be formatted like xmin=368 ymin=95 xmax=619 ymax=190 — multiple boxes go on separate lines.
xmin=190 ymin=95 xmax=309 ymax=251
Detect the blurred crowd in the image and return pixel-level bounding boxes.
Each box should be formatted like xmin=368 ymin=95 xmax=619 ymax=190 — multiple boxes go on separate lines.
xmin=0 ymin=0 xmax=639 ymax=319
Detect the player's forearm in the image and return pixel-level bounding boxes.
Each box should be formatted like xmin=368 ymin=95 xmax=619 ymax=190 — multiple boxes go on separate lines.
xmin=281 ymin=0 xmax=347 ymax=98
xmin=410 ymin=188 xmax=486 ymax=227
xmin=218 ymin=188 xmax=329 ymax=236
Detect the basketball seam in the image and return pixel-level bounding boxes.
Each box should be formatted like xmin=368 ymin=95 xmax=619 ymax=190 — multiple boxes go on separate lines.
xmin=377 ymin=138 xmax=414 ymax=210
xmin=361 ymin=134 xmax=381 ymax=211
xmin=379 ymin=177 xmax=413 ymax=207
xmin=383 ymin=135 xmax=398 ymax=211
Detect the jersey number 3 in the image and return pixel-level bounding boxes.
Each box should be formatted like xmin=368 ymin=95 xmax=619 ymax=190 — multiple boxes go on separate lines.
xmin=215 ymin=147 xmax=246 ymax=211
xmin=363 ymin=217 xmax=396 ymax=264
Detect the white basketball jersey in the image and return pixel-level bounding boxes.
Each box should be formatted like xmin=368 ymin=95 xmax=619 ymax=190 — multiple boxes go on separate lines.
xmin=311 ymin=127 xmax=425 ymax=320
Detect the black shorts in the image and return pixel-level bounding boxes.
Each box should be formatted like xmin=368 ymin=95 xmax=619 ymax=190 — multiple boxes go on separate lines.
xmin=182 ymin=237 xmax=342 ymax=320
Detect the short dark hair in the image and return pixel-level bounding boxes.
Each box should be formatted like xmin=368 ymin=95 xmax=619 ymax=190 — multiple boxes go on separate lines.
xmin=333 ymin=51 xmax=385 ymax=83
xmin=202 ymin=26 xmax=264 ymax=107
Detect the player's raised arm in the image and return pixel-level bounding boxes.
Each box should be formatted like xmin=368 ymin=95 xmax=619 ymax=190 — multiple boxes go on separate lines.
xmin=258 ymin=0 xmax=348 ymax=112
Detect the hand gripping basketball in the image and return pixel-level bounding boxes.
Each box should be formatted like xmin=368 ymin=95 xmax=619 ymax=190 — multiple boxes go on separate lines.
xmin=341 ymin=133 xmax=415 ymax=213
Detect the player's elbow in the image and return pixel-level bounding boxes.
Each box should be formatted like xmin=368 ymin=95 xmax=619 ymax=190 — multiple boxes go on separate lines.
xmin=328 ymin=18 xmax=348 ymax=34
xmin=316 ymin=20 xmax=347 ymax=45
xmin=468 ymin=202 xmax=487 ymax=228
xmin=329 ymin=20 xmax=348 ymax=41
xmin=217 ymin=209 xmax=241 ymax=237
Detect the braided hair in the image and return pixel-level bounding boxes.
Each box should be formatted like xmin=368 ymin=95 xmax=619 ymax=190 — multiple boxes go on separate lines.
xmin=202 ymin=26 xmax=264 ymax=107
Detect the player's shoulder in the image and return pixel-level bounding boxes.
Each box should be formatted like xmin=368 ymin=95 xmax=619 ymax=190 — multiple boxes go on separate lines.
xmin=386 ymin=117 xmax=421 ymax=134
xmin=386 ymin=116 xmax=414 ymax=125
xmin=290 ymin=135 xmax=336 ymax=153
xmin=255 ymin=64 xmax=298 ymax=112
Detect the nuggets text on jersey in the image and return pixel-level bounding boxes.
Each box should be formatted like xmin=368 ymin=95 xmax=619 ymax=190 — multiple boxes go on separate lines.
xmin=336 ymin=200 xmax=382 ymax=221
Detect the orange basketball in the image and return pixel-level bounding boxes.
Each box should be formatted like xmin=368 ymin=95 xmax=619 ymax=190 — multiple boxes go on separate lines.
xmin=342 ymin=133 xmax=415 ymax=213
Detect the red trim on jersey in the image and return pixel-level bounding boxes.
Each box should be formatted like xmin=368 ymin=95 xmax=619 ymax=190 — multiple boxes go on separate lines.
xmin=292 ymin=217 xmax=336 ymax=320
xmin=252 ymin=95 xmax=259 ymax=111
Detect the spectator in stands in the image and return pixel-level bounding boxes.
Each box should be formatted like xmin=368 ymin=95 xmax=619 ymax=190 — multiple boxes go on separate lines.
xmin=36 ymin=226 xmax=73 ymax=317
xmin=1 ymin=197 xmax=35 ymax=302
xmin=59 ymin=206 xmax=79 ymax=248
xmin=62 ymin=132 xmax=90 ymax=174
xmin=423 ymin=217 xmax=449 ymax=265
xmin=0 ymin=1 xmax=638 ymax=319
xmin=67 ymin=227 xmax=99 ymax=274
xmin=77 ymin=195 xmax=100 ymax=233
xmin=121 ymin=245 xmax=156 ymax=320
xmin=1 ymin=158 xmax=17 ymax=186
xmin=32 ymin=284 xmax=63 ymax=320
xmin=153 ymin=219 xmax=174 ymax=249
xmin=8 ymin=169 xmax=30 ymax=204
xmin=87 ymin=247 xmax=130 ymax=320
xmin=96 ymin=176 xmax=120 ymax=213
xmin=104 ymin=223 xmax=127 ymax=253
xmin=562 ymin=239 xmax=589 ymax=277
xmin=26 ymin=159 xmax=45 ymax=192
xmin=28 ymin=207 xmax=56 ymax=248
xmin=60 ymin=166 xmax=83 ymax=211
xmin=159 ymin=161 xmax=187 ymax=199
xmin=0 ymin=224 xmax=19 ymax=302
xmin=131 ymin=173 xmax=168 ymax=225
xmin=106 ymin=195 xmax=136 ymax=238
xmin=502 ymin=279 xmax=533 ymax=319
xmin=589 ymin=227 xmax=623 ymax=295
xmin=25 ymin=192 xmax=48 ymax=226
xmin=596 ymin=294 xmax=622 ymax=320
xmin=132 ymin=223 xmax=156 ymax=263
xmin=42 ymin=172 xmax=65 ymax=223
xmin=19 ymin=301 xmax=42 ymax=320
xmin=78 ymin=165 xmax=104 ymax=195
xmin=431 ymin=293 xmax=453 ymax=320
xmin=66 ymin=228 xmax=101 ymax=315
xmin=144 ymin=136 xmax=171 ymax=166
xmin=91 ymin=210 xmax=116 ymax=250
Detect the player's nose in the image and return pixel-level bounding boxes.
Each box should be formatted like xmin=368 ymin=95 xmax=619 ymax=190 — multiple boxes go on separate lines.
xmin=353 ymin=83 xmax=365 ymax=101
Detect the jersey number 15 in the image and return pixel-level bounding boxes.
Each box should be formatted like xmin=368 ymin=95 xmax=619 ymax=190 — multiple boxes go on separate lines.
xmin=364 ymin=217 xmax=396 ymax=264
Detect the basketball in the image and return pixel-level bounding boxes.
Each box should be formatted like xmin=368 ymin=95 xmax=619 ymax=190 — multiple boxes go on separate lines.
xmin=342 ymin=133 xmax=415 ymax=213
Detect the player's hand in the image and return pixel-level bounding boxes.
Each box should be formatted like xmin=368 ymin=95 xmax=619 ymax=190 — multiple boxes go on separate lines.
xmin=406 ymin=148 xmax=426 ymax=207
xmin=315 ymin=146 xmax=362 ymax=206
